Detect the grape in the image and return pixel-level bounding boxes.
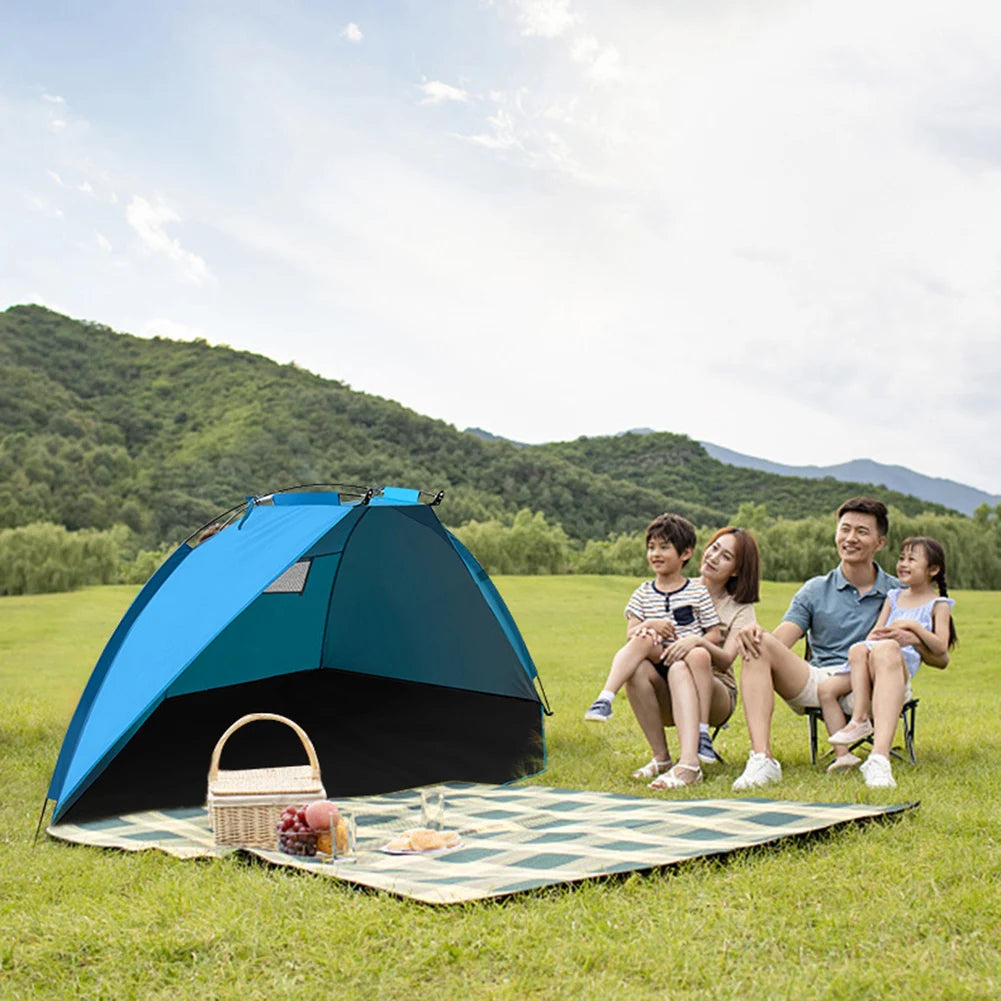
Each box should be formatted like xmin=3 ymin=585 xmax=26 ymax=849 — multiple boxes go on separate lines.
xmin=277 ymin=805 xmax=318 ymax=856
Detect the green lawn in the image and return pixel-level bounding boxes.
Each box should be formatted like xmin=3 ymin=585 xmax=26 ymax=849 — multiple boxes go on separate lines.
xmin=1 ymin=579 xmax=998 ymax=1000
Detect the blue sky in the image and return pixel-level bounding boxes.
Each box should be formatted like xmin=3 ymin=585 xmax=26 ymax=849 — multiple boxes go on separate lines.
xmin=4 ymin=0 xmax=1001 ymax=494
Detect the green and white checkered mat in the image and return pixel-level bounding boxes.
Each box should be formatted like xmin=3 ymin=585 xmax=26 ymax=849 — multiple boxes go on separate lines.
xmin=48 ymin=783 xmax=914 ymax=905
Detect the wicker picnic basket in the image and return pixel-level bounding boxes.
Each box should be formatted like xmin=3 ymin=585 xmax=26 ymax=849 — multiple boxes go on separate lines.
xmin=206 ymin=712 xmax=327 ymax=848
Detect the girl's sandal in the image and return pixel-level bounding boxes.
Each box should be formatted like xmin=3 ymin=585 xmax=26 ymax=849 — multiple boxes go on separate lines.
xmin=632 ymin=757 xmax=673 ymax=781
xmin=649 ymin=763 xmax=703 ymax=790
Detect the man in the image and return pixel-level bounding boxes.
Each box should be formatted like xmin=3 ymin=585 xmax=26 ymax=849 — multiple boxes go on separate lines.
xmin=731 ymin=497 xmax=947 ymax=790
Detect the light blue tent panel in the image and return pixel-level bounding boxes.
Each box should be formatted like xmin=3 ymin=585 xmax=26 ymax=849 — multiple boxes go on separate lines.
xmin=50 ymin=501 xmax=355 ymax=816
xmin=166 ymin=553 xmax=341 ymax=697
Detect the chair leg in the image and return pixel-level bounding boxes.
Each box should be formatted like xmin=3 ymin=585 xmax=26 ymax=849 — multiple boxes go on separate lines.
xmin=709 ymin=724 xmax=727 ymax=765
xmin=903 ymin=703 xmax=917 ymax=764
xmin=808 ymin=711 xmax=819 ymax=765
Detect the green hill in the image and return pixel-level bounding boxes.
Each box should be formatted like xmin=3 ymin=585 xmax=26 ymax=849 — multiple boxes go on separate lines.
xmin=0 ymin=305 xmax=955 ymax=546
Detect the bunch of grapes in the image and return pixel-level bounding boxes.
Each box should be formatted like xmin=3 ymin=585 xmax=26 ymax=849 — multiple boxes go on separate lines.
xmin=276 ymin=805 xmax=318 ymax=856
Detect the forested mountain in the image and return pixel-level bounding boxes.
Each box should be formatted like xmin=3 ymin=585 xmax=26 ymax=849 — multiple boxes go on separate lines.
xmin=0 ymin=305 xmax=954 ymax=547
xmin=528 ymin=434 xmax=953 ymax=523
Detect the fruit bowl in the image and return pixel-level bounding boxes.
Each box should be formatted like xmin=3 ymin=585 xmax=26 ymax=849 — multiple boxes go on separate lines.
xmin=276 ymin=804 xmax=320 ymax=857
xmin=277 ymin=829 xmax=320 ymax=857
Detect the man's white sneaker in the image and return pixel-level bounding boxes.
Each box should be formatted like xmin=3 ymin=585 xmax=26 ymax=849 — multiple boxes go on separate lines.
xmin=860 ymin=753 xmax=896 ymax=788
xmin=732 ymin=752 xmax=782 ymax=791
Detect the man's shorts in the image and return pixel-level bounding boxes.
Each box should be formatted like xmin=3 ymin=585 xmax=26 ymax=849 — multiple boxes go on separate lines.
xmin=784 ymin=664 xmax=852 ymax=715
xmin=785 ymin=663 xmax=910 ymax=716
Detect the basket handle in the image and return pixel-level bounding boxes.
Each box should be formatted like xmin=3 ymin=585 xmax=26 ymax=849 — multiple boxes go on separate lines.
xmin=207 ymin=712 xmax=322 ymax=782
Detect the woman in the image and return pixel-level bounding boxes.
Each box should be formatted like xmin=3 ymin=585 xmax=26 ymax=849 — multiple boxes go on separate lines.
xmin=626 ymin=526 xmax=761 ymax=789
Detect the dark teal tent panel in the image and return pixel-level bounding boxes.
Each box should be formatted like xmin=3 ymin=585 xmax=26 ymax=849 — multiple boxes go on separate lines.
xmin=322 ymin=504 xmax=538 ymax=701
xmin=445 ymin=530 xmax=540 ymax=683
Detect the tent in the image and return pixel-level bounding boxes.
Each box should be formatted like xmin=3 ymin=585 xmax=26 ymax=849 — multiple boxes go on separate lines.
xmin=47 ymin=486 xmax=549 ymax=824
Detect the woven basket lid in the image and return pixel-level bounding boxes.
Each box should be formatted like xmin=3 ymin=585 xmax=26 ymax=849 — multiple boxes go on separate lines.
xmin=208 ymin=764 xmax=324 ymax=797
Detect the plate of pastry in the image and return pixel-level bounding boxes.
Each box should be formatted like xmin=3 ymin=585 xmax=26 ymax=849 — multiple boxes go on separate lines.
xmin=380 ymin=828 xmax=462 ymax=854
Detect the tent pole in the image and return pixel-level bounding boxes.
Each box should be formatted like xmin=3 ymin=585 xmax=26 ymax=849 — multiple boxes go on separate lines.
xmin=535 ymin=676 xmax=554 ymax=716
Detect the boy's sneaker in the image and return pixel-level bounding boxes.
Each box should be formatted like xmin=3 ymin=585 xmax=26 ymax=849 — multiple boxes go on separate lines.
xmin=584 ymin=698 xmax=613 ymax=722
xmin=732 ymin=752 xmax=782 ymax=791
xmin=860 ymin=753 xmax=896 ymax=788
xmin=697 ymin=731 xmax=720 ymax=764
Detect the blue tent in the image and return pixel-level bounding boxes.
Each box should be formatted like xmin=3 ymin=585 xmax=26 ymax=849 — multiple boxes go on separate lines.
xmin=48 ymin=487 xmax=548 ymax=823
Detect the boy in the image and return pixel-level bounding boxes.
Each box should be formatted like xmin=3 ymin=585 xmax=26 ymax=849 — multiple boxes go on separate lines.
xmin=584 ymin=513 xmax=721 ymax=725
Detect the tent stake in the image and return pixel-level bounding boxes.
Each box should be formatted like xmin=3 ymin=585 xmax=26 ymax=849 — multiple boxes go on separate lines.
xmin=33 ymin=798 xmax=52 ymax=845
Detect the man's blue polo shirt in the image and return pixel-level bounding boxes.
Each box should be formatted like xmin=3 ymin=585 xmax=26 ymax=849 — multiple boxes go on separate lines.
xmin=782 ymin=563 xmax=899 ymax=668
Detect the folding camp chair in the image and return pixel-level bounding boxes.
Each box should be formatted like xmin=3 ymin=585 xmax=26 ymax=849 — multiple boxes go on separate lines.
xmin=806 ymin=698 xmax=919 ymax=766
xmin=800 ymin=639 xmax=919 ymax=766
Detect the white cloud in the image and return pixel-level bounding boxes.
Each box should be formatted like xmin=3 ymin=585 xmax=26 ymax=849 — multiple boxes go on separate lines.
xmin=512 ymin=0 xmax=577 ymax=38
xmin=126 ymin=195 xmax=211 ymax=284
xmin=26 ymin=194 xmax=63 ymax=219
xmin=96 ymin=232 xmax=112 ymax=253
xmin=341 ymin=22 xmax=363 ymax=43
xmin=464 ymin=107 xmax=523 ymax=150
xmin=47 ymin=169 xmax=95 ymax=195
xmin=420 ymin=80 xmax=469 ymax=104
xmin=570 ymin=35 xmax=621 ymax=81
xmin=42 ymin=93 xmax=65 ymax=104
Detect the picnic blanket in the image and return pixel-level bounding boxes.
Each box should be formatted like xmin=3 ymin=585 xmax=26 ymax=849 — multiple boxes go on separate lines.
xmin=47 ymin=782 xmax=915 ymax=904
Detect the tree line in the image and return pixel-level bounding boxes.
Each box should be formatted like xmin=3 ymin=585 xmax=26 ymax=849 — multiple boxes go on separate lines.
xmin=4 ymin=503 xmax=1000 ymax=596
xmin=451 ymin=502 xmax=1001 ymax=590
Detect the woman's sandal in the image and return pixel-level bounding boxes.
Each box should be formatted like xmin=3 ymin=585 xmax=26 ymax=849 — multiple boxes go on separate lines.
xmin=632 ymin=757 xmax=673 ymax=781
xmin=649 ymin=762 xmax=703 ymax=790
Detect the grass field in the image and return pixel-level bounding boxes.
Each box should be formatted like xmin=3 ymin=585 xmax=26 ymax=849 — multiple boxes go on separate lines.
xmin=1 ymin=578 xmax=998 ymax=1000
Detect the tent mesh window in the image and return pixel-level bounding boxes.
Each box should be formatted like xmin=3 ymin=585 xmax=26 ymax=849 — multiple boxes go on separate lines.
xmin=263 ymin=560 xmax=311 ymax=594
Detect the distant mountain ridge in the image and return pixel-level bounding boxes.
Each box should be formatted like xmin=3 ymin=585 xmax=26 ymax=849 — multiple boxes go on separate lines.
xmin=700 ymin=442 xmax=999 ymax=517
xmin=467 ymin=425 xmax=993 ymax=517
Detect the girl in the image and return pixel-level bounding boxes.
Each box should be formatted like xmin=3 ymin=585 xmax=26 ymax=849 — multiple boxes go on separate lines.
xmin=819 ymin=537 xmax=957 ymax=780
xmin=628 ymin=526 xmax=761 ymax=790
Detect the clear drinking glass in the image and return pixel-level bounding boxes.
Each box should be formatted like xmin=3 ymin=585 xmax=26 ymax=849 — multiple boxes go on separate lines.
xmin=420 ymin=787 xmax=445 ymax=831
xmin=335 ymin=812 xmax=357 ymax=860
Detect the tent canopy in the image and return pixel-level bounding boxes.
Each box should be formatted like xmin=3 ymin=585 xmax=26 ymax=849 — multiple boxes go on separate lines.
xmin=48 ymin=487 xmax=547 ymax=823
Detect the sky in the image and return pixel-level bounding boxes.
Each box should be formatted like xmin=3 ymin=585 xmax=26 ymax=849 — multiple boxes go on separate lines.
xmin=3 ymin=0 xmax=1001 ymax=495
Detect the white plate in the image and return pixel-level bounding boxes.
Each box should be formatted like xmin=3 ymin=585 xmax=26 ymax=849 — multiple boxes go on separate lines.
xmin=380 ymin=839 xmax=463 ymax=855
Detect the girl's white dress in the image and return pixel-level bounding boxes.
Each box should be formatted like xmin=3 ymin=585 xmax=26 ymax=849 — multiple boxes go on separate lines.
xmin=865 ymin=588 xmax=954 ymax=677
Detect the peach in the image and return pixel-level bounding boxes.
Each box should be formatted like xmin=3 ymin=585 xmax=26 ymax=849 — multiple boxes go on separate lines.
xmin=304 ymin=800 xmax=340 ymax=831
